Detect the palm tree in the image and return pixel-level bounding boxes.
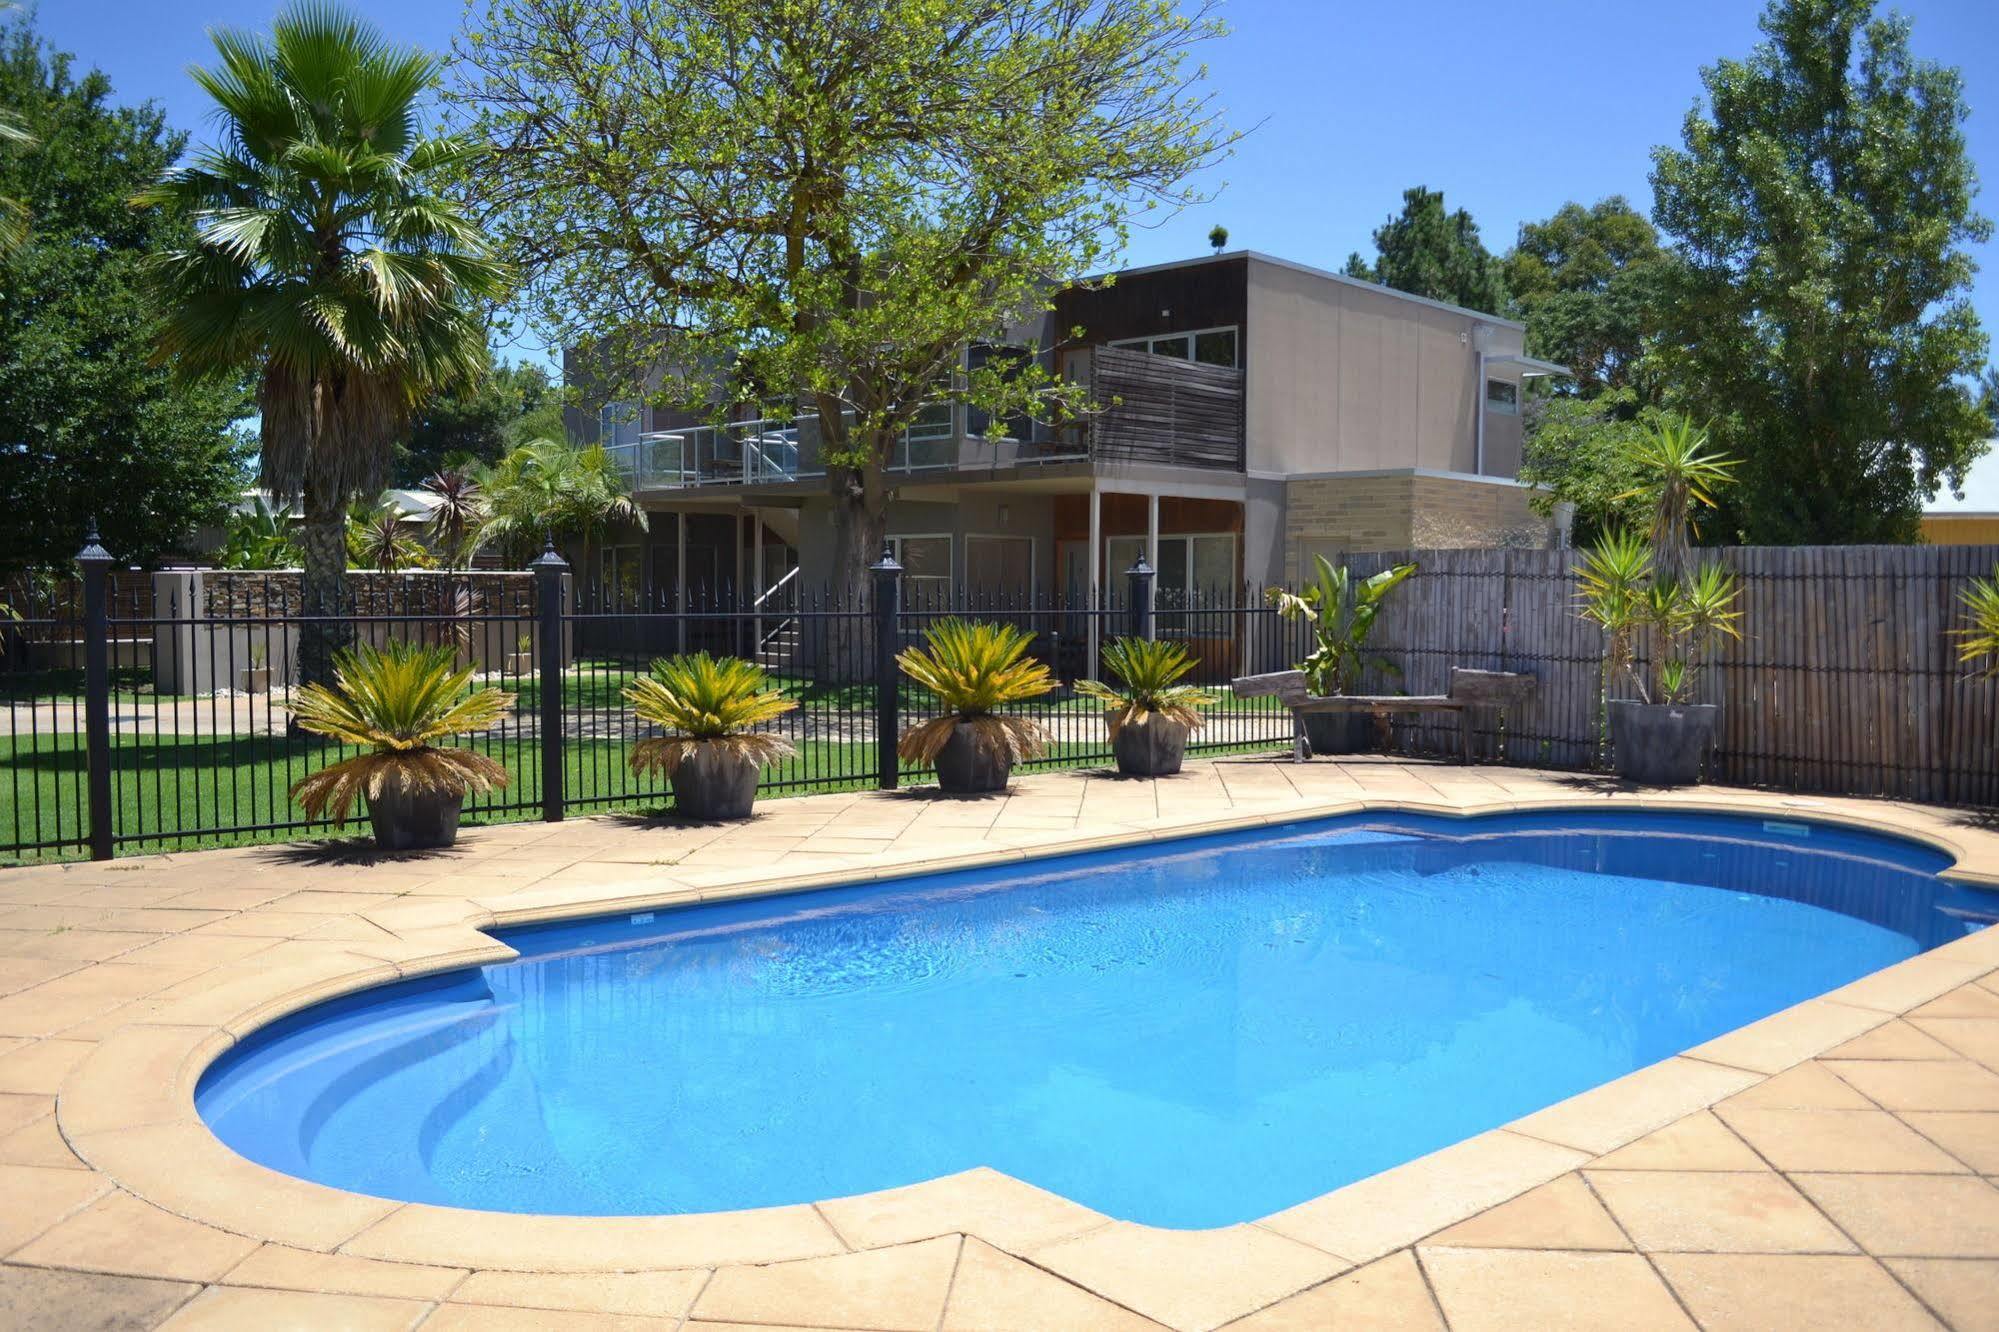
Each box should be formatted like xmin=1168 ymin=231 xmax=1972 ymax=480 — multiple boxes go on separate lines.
xmin=0 ymin=6 xmax=34 ymax=258
xmin=478 ymin=437 xmax=646 ymax=568
xmin=136 ymin=3 xmax=506 ymax=686
xmin=419 ymin=467 xmax=485 ymax=570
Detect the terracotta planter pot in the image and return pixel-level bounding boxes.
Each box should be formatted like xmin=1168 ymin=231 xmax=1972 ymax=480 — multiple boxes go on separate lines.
xmin=1110 ymin=713 xmax=1190 ymax=777
xmin=670 ymin=742 xmax=762 ymax=821
xmin=1608 ymin=700 xmax=1718 ymax=787
xmin=932 ymin=722 xmax=1013 ymax=795
xmin=367 ymin=783 xmax=464 ymax=851
xmin=503 ymin=653 xmax=533 ymax=676
xmin=1301 ymin=710 xmax=1372 ymax=756
xmin=238 ymin=667 xmax=271 ymax=695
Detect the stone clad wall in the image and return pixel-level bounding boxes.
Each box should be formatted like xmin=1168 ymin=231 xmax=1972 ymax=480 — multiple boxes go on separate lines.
xmin=1283 ymin=471 xmax=1561 ymax=582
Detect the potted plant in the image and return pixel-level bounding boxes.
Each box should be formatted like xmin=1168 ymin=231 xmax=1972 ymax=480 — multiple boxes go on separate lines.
xmin=1267 ymin=556 xmax=1417 ymax=753
xmin=288 ymin=640 xmax=513 ymax=850
xmin=897 ymin=619 xmax=1054 ymax=794
xmin=239 ymin=642 xmax=271 ymax=694
xmin=625 ymin=652 xmax=796 ymax=820
xmin=1577 ymin=415 xmax=1743 ymax=786
xmin=505 ymin=632 xmax=533 ymax=675
xmin=1576 ymin=529 xmax=1742 ymax=786
xmin=1075 ymin=636 xmax=1213 ymax=776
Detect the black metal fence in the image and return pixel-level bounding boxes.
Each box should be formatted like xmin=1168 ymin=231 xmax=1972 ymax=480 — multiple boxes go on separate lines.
xmin=1 ymin=538 xmax=1308 ymax=863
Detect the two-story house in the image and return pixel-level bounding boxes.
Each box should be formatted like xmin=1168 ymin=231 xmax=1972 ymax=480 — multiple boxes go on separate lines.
xmin=572 ymin=250 xmax=1568 ymax=619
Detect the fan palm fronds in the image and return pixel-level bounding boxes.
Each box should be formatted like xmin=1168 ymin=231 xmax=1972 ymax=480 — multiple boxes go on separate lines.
xmin=134 ymin=3 xmax=509 ymax=680
xmin=1075 ymin=636 xmax=1213 ymax=738
xmin=288 ymin=639 xmax=512 ymax=824
xmin=624 ymin=652 xmax=797 ymax=776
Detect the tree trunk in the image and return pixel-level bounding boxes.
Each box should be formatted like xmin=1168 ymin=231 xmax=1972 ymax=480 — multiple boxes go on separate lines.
xmin=824 ymin=456 xmax=890 ymax=684
xmin=829 ymin=460 xmax=888 ymax=605
xmin=294 ymin=474 xmax=352 ymax=694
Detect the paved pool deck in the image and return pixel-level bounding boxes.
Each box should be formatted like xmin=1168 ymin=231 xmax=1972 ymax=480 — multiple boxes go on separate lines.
xmin=3 ymin=754 xmax=1999 ymax=1331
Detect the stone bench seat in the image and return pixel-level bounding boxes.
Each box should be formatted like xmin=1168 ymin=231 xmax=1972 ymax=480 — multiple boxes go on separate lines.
xmin=1231 ymin=668 xmax=1537 ymax=764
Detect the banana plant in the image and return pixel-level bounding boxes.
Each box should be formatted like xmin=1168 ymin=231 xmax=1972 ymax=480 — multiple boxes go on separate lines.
xmin=1267 ymin=556 xmax=1418 ymax=695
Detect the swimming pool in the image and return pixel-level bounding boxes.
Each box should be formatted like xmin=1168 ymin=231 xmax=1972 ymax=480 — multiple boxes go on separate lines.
xmin=197 ymin=810 xmax=1992 ymax=1229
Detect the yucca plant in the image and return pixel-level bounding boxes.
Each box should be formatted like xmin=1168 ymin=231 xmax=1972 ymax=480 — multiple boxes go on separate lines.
xmin=1614 ymin=415 xmax=1738 ymax=577
xmin=1575 ymin=528 xmax=1657 ymax=700
xmin=288 ymin=640 xmax=512 ymax=846
xmin=626 ymin=653 xmax=797 ymax=775
xmin=1576 ymin=531 xmax=1741 ymax=705
xmin=1955 ymin=566 xmax=1999 ymax=679
xmin=896 ymin=619 xmax=1055 ymax=786
xmin=1076 ymin=637 xmax=1213 ymax=737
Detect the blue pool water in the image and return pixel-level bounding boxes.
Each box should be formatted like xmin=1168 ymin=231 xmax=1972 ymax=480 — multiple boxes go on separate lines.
xmin=198 ymin=811 xmax=1994 ymax=1228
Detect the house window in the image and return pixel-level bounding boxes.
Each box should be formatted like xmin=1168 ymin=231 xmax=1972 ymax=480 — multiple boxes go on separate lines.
xmin=1106 ymin=532 xmax=1237 ymax=607
xmin=600 ymin=544 xmax=642 ymax=604
xmin=1109 ymin=326 xmax=1240 ymax=369
xmin=966 ymin=535 xmax=1034 ymax=599
xmin=599 ymin=401 xmax=642 ymax=446
xmin=1485 ymin=379 xmax=1519 ymax=415
xmin=889 ymin=534 xmax=952 ymax=599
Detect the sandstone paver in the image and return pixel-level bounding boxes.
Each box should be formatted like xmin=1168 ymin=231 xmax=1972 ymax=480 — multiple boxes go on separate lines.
xmin=1416 ymin=1247 xmax=1695 ymax=1331
xmin=0 ymin=760 xmax=1996 ymax=1329
xmin=1650 ymin=1253 xmax=1943 ymax=1331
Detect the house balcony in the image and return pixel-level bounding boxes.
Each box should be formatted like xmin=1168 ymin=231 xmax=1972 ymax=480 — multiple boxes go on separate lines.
xmin=605 ymin=345 xmax=1243 ymax=493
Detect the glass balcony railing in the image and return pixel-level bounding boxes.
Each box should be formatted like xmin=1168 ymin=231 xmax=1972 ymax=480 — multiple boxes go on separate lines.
xmin=607 ymin=406 xmax=1089 ymax=491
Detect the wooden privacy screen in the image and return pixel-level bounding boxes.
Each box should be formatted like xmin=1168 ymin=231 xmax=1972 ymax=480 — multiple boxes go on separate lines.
xmin=1337 ymin=545 xmax=1999 ymax=807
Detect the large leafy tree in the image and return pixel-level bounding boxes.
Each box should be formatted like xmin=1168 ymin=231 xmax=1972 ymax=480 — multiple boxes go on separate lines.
xmin=1503 ymin=198 xmax=1671 ymax=400
xmin=1649 ymin=0 xmax=1991 ymax=544
xmin=458 ymin=0 xmax=1230 ymax=597
xmin=394 ymin=353 xmax=558 ymax=483
xmin=0 ymin=18 xmax=248 ymax=575
xmin=138 ymin=2 xmax=507 ymax=684
xmin=1343 ymin=186 xmax=1508 ymax=315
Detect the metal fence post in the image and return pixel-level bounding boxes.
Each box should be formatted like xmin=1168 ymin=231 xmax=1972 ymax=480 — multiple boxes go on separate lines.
xmin=530 ymin=538 xmax=568 ymax=822
xmin=872 ymin=545 xmax=903 ymax=790
xmin=76 ymin=522 xmax=115 ymax=860
xmin=1126 ymin=555 xmax=1154 ymax=641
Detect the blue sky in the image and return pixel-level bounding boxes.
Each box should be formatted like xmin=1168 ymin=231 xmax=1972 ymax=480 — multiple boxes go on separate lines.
xmin=35 ymin=0 xmax=1999 ymax=374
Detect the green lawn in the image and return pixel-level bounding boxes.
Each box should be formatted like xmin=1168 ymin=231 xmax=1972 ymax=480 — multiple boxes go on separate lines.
xmin=510 ymin=659 xmax=1135 ymax=717
xmin=0 ymin=664 xmax=1293 ymax=863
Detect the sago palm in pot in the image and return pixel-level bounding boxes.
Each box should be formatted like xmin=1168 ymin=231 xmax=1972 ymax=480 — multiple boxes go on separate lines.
xmin=897 ymin=619 xmax=1055 ymax=794
xmin=1075 ymin=636 xmax=1213 ymax=777
xmin=288 ymin=640 xmax=513 ymax=850
xmin=625 ymin=653 xmax=796 ymax=820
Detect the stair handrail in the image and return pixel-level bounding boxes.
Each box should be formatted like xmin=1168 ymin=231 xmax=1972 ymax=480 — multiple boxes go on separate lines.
xmin=752 ymin=564 xmax=799 ymax=611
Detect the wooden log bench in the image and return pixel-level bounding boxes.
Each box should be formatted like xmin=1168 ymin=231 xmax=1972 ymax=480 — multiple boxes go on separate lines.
xmin=1231 ymin=668 xmax=1538 ymax=764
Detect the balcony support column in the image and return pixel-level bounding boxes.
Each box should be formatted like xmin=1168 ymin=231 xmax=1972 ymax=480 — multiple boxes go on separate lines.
xmin=675 ymin=510 xmax=687 ymax=651
xmin=752 ymin=508 xmax=765 ymax=659
xmin=1086 ymin=485 xmax=1101 ymax=681
xmin=1146 ymin=493 xmax=1160 ymax=582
